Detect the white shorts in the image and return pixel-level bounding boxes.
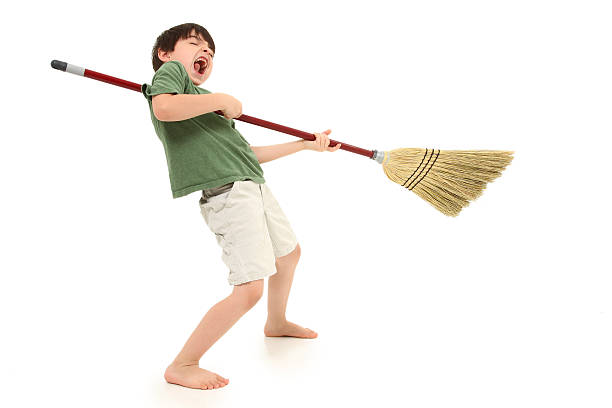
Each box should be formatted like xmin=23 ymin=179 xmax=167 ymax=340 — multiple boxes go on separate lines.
xmin=199 ymin=180 xmax=298 ymax=286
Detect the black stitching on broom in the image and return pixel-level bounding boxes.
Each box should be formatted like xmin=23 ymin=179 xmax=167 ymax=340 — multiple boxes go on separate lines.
xmin=409 ymin=149 xmax=440 ymax=190
xmin=407 ymin=149 xmax=435 ymax=189
xmin=402 ymin=149 xmax=428 ymax=187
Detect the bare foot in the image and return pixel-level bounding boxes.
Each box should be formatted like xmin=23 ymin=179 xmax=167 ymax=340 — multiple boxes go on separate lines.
xmin=164 ymin=362 xmax=229 ymax=390
xmin=264 ymin=320 xmax=318 ymax=338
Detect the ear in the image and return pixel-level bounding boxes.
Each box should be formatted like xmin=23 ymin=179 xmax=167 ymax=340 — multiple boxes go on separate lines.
xmin=157 ymin=48 xmax=172 ymax=63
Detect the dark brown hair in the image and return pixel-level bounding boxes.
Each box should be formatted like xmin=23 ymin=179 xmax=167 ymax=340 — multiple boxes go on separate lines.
xmin=151 ymin=23 xmax=215 ymax=71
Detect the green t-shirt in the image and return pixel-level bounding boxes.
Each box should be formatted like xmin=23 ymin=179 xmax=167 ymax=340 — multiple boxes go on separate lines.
xmin=141 ymin=60 xmax=265 ymax=198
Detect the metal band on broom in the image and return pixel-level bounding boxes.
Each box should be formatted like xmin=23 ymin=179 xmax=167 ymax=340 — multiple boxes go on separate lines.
xmin=51 ymin=59 xmax=513 ymax=217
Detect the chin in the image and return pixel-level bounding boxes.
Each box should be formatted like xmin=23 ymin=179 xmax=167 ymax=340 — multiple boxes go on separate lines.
xmin=191 ymin=73 xmax=209 ymax=86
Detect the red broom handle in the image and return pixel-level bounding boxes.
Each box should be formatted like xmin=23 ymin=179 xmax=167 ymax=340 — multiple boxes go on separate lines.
xmin=51 ymin=60 xmax=375 ymax=159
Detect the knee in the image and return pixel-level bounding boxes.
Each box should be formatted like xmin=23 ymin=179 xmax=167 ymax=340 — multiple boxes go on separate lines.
xmin=280 ymin=243 xmax=301 ymax=265
xmin=232 ymin=279 xmax=264 ymax=310
xmin=293 ymin=243 xmax=301 ymax=260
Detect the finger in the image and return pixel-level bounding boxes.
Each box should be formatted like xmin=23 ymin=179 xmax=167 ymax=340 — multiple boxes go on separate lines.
xmin=323 ymin=129 xmax=332 ymax=135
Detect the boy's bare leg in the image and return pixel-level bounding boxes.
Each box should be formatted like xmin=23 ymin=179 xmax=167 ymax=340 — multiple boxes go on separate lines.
xmin=165 ymin=279 xmax=264 ymax=390
xmin=264 ymin=243 xmax=317 ymax=338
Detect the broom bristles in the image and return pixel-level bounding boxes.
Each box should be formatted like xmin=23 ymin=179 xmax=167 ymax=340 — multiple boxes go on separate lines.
xmin=382 ymin=148 xmax=514 ymax=216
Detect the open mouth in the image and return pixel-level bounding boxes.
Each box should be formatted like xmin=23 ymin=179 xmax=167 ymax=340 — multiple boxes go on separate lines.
xmin=193 ymin=56 xmax=208 ymax=75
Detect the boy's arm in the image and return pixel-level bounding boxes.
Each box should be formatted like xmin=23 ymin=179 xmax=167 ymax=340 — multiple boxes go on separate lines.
xmin=250 ymin=141 xmax=306 ymax=164
xmin=152 ymin=93 xmax=241 ymax=122
xmin=251 ymin=130 xmax=341 ymax=164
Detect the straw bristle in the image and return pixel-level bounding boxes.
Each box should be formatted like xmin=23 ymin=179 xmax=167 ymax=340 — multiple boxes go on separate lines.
xmin=382 ymin=148 xmax=514 ymax=216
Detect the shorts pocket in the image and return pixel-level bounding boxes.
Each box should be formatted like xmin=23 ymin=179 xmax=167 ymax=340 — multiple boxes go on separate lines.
xmin=199 ymin=182 xmax=241 ymax=242
xmin=199 ymin=182 xmax=239 ymax=213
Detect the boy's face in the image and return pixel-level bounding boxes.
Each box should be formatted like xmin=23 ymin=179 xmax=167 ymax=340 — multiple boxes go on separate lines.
xmin=157 ymin=30 xmax=214 ymax=86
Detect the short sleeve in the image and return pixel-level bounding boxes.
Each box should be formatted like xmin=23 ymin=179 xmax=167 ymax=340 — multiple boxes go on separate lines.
xmin=142 ymin=61 xmax=186 ymax=101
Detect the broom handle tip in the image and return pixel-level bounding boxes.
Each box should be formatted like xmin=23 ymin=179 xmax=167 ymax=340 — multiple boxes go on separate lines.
xmin=51 ymin=60 xmax=67 ymax=71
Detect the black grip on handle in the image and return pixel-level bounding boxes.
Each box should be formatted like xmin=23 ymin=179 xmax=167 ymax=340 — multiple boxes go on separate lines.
xmin=51 ymin=60 xmax=67 ymax=71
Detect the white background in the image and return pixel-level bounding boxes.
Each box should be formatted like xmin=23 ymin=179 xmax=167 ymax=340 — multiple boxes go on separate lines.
xmin=1 ymin=1 xmax=611 ymax=407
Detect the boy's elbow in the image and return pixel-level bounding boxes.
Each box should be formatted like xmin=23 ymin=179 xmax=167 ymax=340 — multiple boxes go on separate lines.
xmin=153 ymin=103 xmax=169 ymax=121
xmin=154 ymin=110 xmax=170 ymax=122
xmin=152 ymin=95 xmax=172 ymax=121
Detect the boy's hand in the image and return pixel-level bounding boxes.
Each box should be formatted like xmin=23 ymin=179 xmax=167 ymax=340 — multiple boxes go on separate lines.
xmin=303 ymin=129 xmax=341 ymax=152
xmin=216 ymin=93 xmax=242 ymax=119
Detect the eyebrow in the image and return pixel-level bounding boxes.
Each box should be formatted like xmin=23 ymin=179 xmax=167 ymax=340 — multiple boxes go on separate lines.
xmin=188 ymin=35 xmax=206 ymax=44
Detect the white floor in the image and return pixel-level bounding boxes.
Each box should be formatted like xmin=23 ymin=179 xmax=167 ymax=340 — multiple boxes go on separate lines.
xmin=4 ymin=283 xmax=609 ymax=408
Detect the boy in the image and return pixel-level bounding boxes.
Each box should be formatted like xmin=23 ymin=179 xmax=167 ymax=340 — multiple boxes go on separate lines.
xmin=142 ymin=23 xmax=341 ymax=391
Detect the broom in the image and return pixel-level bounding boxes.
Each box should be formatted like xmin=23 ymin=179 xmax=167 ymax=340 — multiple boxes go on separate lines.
xmin=51 ymin=59 xmax=513 ymax=217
